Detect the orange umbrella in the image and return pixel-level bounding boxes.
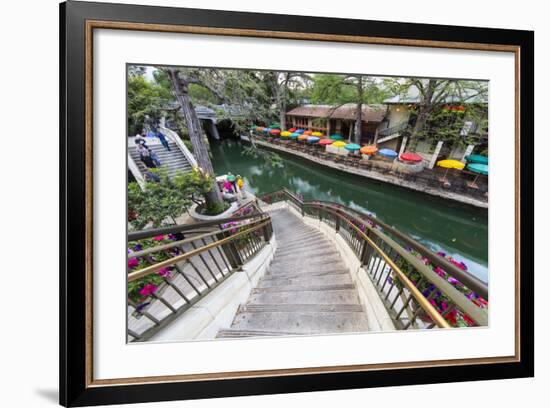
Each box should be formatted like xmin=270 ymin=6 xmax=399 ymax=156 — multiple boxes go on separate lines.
xmin=360 ymin=145 xmax=378 ymax=155
xmin=298 ymin=134 xmax=309 ymax=141
xmin=303 ymin=130 xmax=313 ymax=136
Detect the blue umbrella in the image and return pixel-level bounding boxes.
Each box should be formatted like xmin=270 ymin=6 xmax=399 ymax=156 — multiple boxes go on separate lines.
xmin=289 ymin=133 xmax=300 ymax=140
xmin=307 ymin=136 xmax=320 ymax=144
xmin=379 ymin=148 xmax=398 ymax=158
xmin=263 ymin=127 xmax=271 ymax=133
xmin=295 ymin=129 xmax=305 ymax=134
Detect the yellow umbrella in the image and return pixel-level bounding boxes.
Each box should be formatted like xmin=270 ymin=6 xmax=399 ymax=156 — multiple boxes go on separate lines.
xmin=332 ymin=141 xmax=346 ymax=148
xmin=437 ymin=159 xmax=465 ymax=170
xmin=312 ymin=131 xmax=323 ymax=137
xmin=280 ymin=131 xmax=292 ymax=137
xmin=437 ymin=159 xmax=465 ymax=182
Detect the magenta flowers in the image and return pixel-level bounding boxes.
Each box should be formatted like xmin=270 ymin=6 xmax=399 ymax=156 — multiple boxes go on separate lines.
xmin=139 ymin=284 xmax=158 ymax=296
xmin=128 ymin=258 xmax=139 ymax=269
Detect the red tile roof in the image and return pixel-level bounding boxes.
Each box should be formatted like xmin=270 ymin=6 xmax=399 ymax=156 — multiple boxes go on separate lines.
xmin=286 ymin=104 xmax=386 ymax=122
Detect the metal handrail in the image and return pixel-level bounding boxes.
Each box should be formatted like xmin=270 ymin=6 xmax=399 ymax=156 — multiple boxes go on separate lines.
xmin=128 ymin=219 xmax=271 ymax=282
xmin=262 ymin=188 xmax=488 ymax=299
xmin=128 ymin=211 xmax=265 ymax=241
xmin=258 ymin=188 xmax=488 ymax=328
xmin=127 ymin=212 xmax=274 ymax=342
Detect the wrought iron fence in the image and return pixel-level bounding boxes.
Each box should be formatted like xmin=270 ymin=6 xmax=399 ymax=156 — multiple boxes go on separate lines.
xmin=127 ymin=211 xmax=273 ymax=342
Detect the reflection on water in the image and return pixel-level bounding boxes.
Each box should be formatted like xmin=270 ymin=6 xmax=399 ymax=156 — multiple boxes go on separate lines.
xmin=210 ymin=140 xmax=488 ymax=282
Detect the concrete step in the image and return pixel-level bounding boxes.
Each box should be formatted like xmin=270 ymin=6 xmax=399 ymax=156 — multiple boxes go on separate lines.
xmin=275 ymin=248 xmax=341 ymax=263
xmin=269 ymin=257 xmax=345 ymax=272
xmin=252 ymin=284 xmax=356 ymax=294
xmin=275 ymin=241 xmax=336 ymax=257
xmin=229 ymin=311 xmax=369 ymax=334
xmin=238 ymin=303 xmax=364 ymax=313
xmin=258 ymin=272 xmax=352 ymax=288
xmin=276 ymin=233 xmax=325 ymax=247
xmin=263 ymin=268 xmax=350 ymax=280
xmin=217 ymin=329 xmax=300 ymax=338
xmin=266 ymin=266 xmax=350 ymax=279
xmin=247 ymin=289 xmax=360 ymax=305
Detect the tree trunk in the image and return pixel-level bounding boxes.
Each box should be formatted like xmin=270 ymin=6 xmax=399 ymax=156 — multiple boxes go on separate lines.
xmin=354 ymin=76 xmax=364 ymax=144
xmin=279 ymin=97 xmax=287 ymax=131
xmin=167 ymin=68 xmax=223 ymax=207
xmin=410 ymin=79 xmax=437 ymax=142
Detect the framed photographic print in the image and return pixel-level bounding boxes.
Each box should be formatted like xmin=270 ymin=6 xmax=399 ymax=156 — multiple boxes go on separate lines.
xmin=60 ymin=0 xmax=534 ymax=406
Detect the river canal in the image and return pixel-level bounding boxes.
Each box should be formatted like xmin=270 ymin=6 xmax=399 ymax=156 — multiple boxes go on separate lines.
xmin=210 ymin=140 xmax=488 ymax=282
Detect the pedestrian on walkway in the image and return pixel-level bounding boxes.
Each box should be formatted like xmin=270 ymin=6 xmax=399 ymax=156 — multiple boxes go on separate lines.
xmin=156 ymin=130 xmax=171 ymax=151
xmin=150 ymin=148 xmax=162 ymax=167
xmin=136 ymin=143 xmax=156 ymax=169
xmin=236 ymin=175 xmax=246 ymax=199
xmin=227 ymin=172 xmax=237 ymax=193
xmin=223 ymin=179 xmax=233 ymax=193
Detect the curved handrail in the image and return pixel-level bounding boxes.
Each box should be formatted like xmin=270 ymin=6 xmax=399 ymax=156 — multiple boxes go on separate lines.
xmin=260 ymin=188 xmax=488 ymax=299
xmin=258 ymin=188 xmax=488 ymax=327
xmin=128 ymin=211 xmax=266 ymax=241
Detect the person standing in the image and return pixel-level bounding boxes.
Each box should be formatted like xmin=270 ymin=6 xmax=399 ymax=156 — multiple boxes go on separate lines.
xmin=156 ymin=130 xmax=171 ymax=151
xmin=137 ymin=143 xmax=156 ymax=169
xmin=227 ymin=172 xmax=237 ymax=193
xmin=236 ymin=175 xmax=246 ymax=199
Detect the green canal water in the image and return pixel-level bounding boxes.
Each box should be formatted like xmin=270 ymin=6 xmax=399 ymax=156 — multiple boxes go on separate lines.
xmin=210 ymin=140 xmax=488 ymax=282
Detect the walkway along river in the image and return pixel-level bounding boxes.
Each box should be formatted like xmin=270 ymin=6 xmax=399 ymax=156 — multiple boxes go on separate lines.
xmin=210 ymin=140 xmax=488 ymax=283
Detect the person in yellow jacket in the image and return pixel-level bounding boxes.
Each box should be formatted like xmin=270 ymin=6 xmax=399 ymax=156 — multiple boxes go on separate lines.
xmin=236 ymin=175 xmax=246 ymax=199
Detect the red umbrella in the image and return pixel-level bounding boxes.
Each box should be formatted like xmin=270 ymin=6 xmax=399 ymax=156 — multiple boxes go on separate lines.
xmin=270 ymin=129 xmax=281 ymax=135
xmin=318 ymin=138 xmax=334 ymax=146
xmin=400 ymin=152 xmax=423 ymax=163
xmin=288 ymin=127 xmax=297 ymax=132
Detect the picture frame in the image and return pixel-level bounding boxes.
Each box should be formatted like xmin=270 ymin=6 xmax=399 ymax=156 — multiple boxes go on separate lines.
xmin=60 ymin=0 xmax=534 ymax=406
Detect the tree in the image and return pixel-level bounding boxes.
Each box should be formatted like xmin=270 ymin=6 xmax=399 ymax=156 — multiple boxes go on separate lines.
xmin=384 ymin=78 xmax=488 ymax=148
xmin=128 ymin=168 xmax=214 ymax=230
xmin=311 ymin=74 xmax=388 ymax=143
xmin=164 ymin=67 xmax=225 ymax=210
xmin=127 ymin=68 xmax=172 ymax=135
xmin=264 ymin=71 xmax=312 ymax=130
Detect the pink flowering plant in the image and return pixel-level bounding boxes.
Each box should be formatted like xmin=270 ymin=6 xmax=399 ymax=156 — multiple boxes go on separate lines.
xmin=127 ymin=234 xmax=180 ymax=304
xmin=345 ymin=212 xmax=488 ymax=327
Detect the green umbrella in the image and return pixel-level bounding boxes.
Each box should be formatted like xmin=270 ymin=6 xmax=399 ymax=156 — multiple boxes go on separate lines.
xmin=465 ymin=154 xmax=488 ymax=165
xmin=467 ymin=163 xmax=488 ymax=185
xmin=329 ymin=134 xmax=344 ymax=141
xmin=344 ymin=143 xmax=361 ymax=151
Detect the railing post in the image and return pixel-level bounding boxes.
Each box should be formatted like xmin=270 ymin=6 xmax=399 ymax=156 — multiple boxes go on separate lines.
xmin=217 ymin=228 xmax=242 ymax=270
xmin=335 ymin=213 xmax=340 ymax=232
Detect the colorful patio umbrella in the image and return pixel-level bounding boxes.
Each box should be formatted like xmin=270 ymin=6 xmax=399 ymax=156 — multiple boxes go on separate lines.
xmin=295 ymin=129 xmax=305 ymax=134
xmin=269 ymin=123 xmax=281 ymax=129
xmin=465 ymin=154 xmax=488 ymax=165
xmin=312 ymin=131 xmax=323 ymax=137
xmin=360 ymin=145 xmax=378 ymax=155
xmin=437 ymin=159 xmax=465 ymax=181
xmin=280 ymin=131 xmax=292 ymax=137
xmin=289 ymin=133 xmax=300 ymax=140
xmin=288 ymin=127 xmax=297 ymax=132
xmin=437 ymin=159 xmax=465 ymax=170
xmin=332 ymin=141 xmax=347 ymax=148
xmin=467 ymin=163 xmax=488 ymax=185
xmin=400 ymin=152 xmax=423 ymax=163
xmin=256 ymin=126 xmax=265 ymax=132
xmin=303 ymin=130 xmax=313 ymax=136
xmin=319 ymin=138 xmax=334 ymax=146
xmin=345 ymin=143 xmax=361 ymax=151
xmin=307 ymin=136 xmax=320 ymax=144
xmin=467 ymin=163 xmax=489 ymax=175
xmin=263 ymin=127 xmax=271 ymax=133
xmin=379 ymin=148 xmax=398 ymax=158
xmin=329 ymin=134 xmax=344 ymax=140
xmin=298 ymin=134 xmax=310 ymax=141
xmin=270 ymin=129 xmax=281 ymax=136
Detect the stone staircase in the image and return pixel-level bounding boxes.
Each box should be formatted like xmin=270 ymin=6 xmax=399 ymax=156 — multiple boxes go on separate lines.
xmin=217 ymin=208 xmax=369 ymax=338
xmin=128 ymin=139 xmax=193 ymax=179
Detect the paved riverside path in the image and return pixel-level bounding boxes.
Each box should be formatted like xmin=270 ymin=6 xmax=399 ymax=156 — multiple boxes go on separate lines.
xmin=217 ymin=208 xmax=369 ymax=338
